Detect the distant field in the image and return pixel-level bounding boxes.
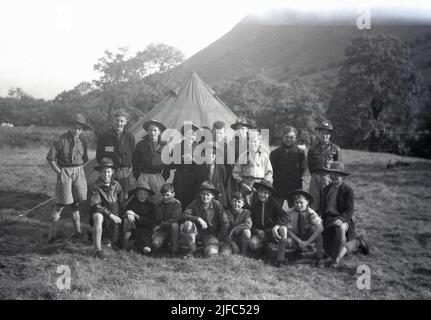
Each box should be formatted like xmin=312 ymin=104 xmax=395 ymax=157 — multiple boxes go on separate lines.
xmin=0 ymin=126 xmax=96 ymax=149
xmin=0 ymin=146 xmax=430 ymax=299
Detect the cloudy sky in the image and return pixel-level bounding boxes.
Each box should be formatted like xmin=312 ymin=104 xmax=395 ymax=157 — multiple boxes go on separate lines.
xmin=0 ymin=0 xmax=430 ymax=99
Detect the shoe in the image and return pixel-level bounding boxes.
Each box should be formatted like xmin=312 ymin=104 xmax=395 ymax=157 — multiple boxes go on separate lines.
xmin=272 ymin=260 xmax=284 ymax=268
xmin=47 ymin=235 xmax=62 ymax=244
xmin=94 ymin=250 xmax=107 ymax=260
xmin=357 ymin=236 xmax=369 ymax=255
xmin=314 ymin=257 xmax=323 ymax=268
xmin=71 ymin=232 xmax=82 ymax=240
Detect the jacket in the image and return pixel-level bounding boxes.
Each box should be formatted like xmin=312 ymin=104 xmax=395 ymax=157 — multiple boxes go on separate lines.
xmin=307 ymin=141 xmax=342 ymax=174
xmin=96 ymin=128 xmax=135 ymax=167
xmin=89 ymin=178 xmax=124 ymax=217
xmin=249 ymin=195 xmax=287 ymax=232
xmin=154 ymin=198 xmax=182 ymax=229
xmin=132 ymin=137 xmax=170 ymax=180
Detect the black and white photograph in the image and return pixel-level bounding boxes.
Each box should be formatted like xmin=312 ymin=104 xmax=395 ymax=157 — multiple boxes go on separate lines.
xmin=0 ymin=0 xmax=430 ymax=302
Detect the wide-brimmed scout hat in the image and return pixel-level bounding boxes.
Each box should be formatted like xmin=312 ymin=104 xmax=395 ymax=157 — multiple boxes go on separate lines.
xmin=231 ymin=117 xmax=253 ymax=130
xmin=143 ymin=119 xmax=166 ymax=132
xmin=132 ymin=181 xmax=155 ymax=196
xmin=94 ymin=157 xmax=117 ymax=171
xmin=68 ymin=113 xmax=91 ymax=130
xmin=320 ymin=161 xmax=349 ymax=176
xmin=212 ymin=120 xmax=225 ymax=130
xmin=289 ymin=189 xmax=314 ymax=205
xmin=195 ymin=180 xmax=219 ymax=195
xmin=253 ymin=180 xmax=274 ymax=193
xmin=316 ymin=119 xmax=333 ymax=132
xmin=180 ymin=122 xmax=200 ymax=135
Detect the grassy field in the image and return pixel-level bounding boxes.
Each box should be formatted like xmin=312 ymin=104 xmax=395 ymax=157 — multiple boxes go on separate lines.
xmin=0 ymin=146 xmax=430 ymax=299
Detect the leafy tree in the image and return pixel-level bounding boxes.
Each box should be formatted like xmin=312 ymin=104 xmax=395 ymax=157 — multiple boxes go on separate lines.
xmin=327 ymin=34 xmax=424 ymax=154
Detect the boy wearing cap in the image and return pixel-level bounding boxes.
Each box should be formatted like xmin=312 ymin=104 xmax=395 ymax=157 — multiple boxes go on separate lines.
xmin=248 ymin=180 xmax=289 ymax=267
xmin=132 ymin=119 xmax=169 ymax=204
xmin=152 ymin=183 xmax=182 ymax=256
xmin=179 ymin=181 xmax=229 ymax=258
xmin=270 ymin=126 xmax=307 ymax=208
xmin=89 ymin=158 xmax=124 ymax=259
xmin=280 ymin=190 xmax=324 ymax=266
xmin=97 ymin=109 xmax=135 ymax=200
xmin=46 ymin=113 xmax=90 ymax=243
xmin=319 ymin=162 xmax=369 ymax=267
xmin=220 ymin=192 xmax=252 ymax=256
xmin=122 ymin=181 xmax=156 ymax=255
xmin=307 ymin=119 xmax=342 ymax=211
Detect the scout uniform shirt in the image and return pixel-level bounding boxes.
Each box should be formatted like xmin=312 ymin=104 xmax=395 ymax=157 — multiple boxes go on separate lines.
xmin=46 ymin=131 xmax=88 ymax=167
xmin=307 ymin=141 xmax=342 ymax=174
xmin=96 ymin=127 xmax=135 ymax=168
xmin=89 ymin=178 xmax=124 ymax=218
xmin=284 ymin=207 xmax=322 ymax=237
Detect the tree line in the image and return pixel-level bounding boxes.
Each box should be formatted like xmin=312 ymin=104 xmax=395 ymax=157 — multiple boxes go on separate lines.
xmin=1 ymin=36 xmax=430 ymax=158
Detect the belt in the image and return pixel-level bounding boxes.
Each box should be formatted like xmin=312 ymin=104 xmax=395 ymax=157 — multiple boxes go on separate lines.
xmin=60 ymin=164 xmax=83 ymax=168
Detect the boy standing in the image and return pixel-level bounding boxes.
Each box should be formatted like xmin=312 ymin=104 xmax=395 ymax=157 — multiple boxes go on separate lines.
xmin=96 ymin=109 xmax=135 ymax=200
xmin=319 ymin=162 xmax=369 ymax=267
xmin=132 ymin=119 xmax=169 ymax=204
xmin=152 ymin=183 xmax=182 ymax=256
xmin=123 ymin=181 xmax=156 ymax=255
xmin=89 ymin=158 xmax=124 ymax=259
xmin=270 ymin=126 xmax=307 ymax=208
xmin=307 ymin=120 xmax=342 ymax=211
xmin=179 ymin=181 xmax=229 ymax=258
xmin=220 ymin=192 xmax=252 ymax=256
xmin=46 ymin=113 xmax=90 ymax=243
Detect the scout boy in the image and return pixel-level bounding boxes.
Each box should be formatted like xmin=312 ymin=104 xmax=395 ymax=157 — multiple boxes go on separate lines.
xmin=46 ymin=113 xmax=90 ymax=243
xmin=152 ymin=183 xmax=182 ymax=256
xmin=96 ymin=109 xmax=135 ymax=200
xmin=307 ymin=119 xmax=342 ymax=211
xmin=232 ymin=132 xmax=273 ymax=204
xmin=123 ymin=181 xmax=156 ymax=254
xmin=281 ymin=190 xmax=324 ymax=267
xmin=220 ymin=192 xmax=252 ymax=256
xmin=270 ymin=126 xmax=307 ymax=208
xmin=248 ymin=180 xmax=289 ymax=267
xmin=179 ymin=181 xmax=229 ymax=258
xmin=319 ymin=162 xmax=369 ymax=267
xmin=195 ymin=143 xmax=228 ymax=207
xmin=89 ymin=158 xmax=124 ymax=259
xmin=132 ymin=119 xmax=169 ymax=204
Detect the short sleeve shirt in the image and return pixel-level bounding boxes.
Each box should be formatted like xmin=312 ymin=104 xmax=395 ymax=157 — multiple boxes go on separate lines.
xmin=46 ymin=131 xmax=88 ymax=166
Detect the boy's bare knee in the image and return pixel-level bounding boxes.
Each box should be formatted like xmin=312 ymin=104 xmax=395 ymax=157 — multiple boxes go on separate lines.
xmin=241 ymin=229 xmax=252 ymax=239
xmin=152 ymin=238 xmax=163 ymax=249
xmin=278 ymin=226 xmax=288 ymax=239
xmin=92 ymin=213 xmax=104 ymax=228
xmin=205 ymin=246 xmax=218 ymax=257
xmin=249 ymin=237 xmax=261 ymax=251
xmin=285 ymin=237 xmax=295 ymax=248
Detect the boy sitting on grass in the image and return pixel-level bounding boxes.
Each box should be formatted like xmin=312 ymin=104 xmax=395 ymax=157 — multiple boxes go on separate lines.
xmin=152 ymin=183 xmax=182 ymax=256
xmin=319 ymin=162 xmax=369 ymax=267
xmin=89 ymin=158 xmax=124 ymax=260
xmin=123 ymin=181 xmax=156 ymax=255
xmin=278 ymin=190 xmax=324 ymax=267
xmin=248 ymin=180 xmax=289 ymax=267
xmin=220 ymin=192 xmax=252 ymax=256
xmin=179 ymin=181 xmax=229 ymax=259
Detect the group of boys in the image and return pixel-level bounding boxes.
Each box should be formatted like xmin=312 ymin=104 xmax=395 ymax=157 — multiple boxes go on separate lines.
xmin=46 ymin=111 xmax=369 ymax=268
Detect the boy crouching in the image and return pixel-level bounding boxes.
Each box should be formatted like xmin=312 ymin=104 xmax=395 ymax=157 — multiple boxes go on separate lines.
xmin=123 ymin=181 xmax=156 ymax=255
xmin=89 ymin=158 xmax=124 ymax=259
xmin=279 ymin=190 xmax=324 ymax=267
xmin=179 ymin=181 xmax=229 ymax=259
xmin=152 ymin=183 xmax=182 ymax=256
xmin=220 ymin=192 xmax=252 ymax=256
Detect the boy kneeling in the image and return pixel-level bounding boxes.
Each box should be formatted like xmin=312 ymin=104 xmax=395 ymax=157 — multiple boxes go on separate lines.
xmin=319 ymin=162 xmax=369 ymax=267
xmin=89 ymin=158 xmax=124 ymax=259
xmin=123 ymin=181 xmax=156 ymax=255
xmin=220 ymin=192 xmax=252 ymax=256
xmin=249 ymin=180 xmax=289 ymax=267
xmin=279 ymin=190 xmax=324 ymax=267
xmin=152 ymin=183 xmax=182 ymax=256
xmin=179 ymin=181 xmax=229 ymax=258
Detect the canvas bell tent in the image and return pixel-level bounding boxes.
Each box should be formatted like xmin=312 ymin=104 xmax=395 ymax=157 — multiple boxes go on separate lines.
xmin=84 ymin=71 xmax=239 ymax=185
